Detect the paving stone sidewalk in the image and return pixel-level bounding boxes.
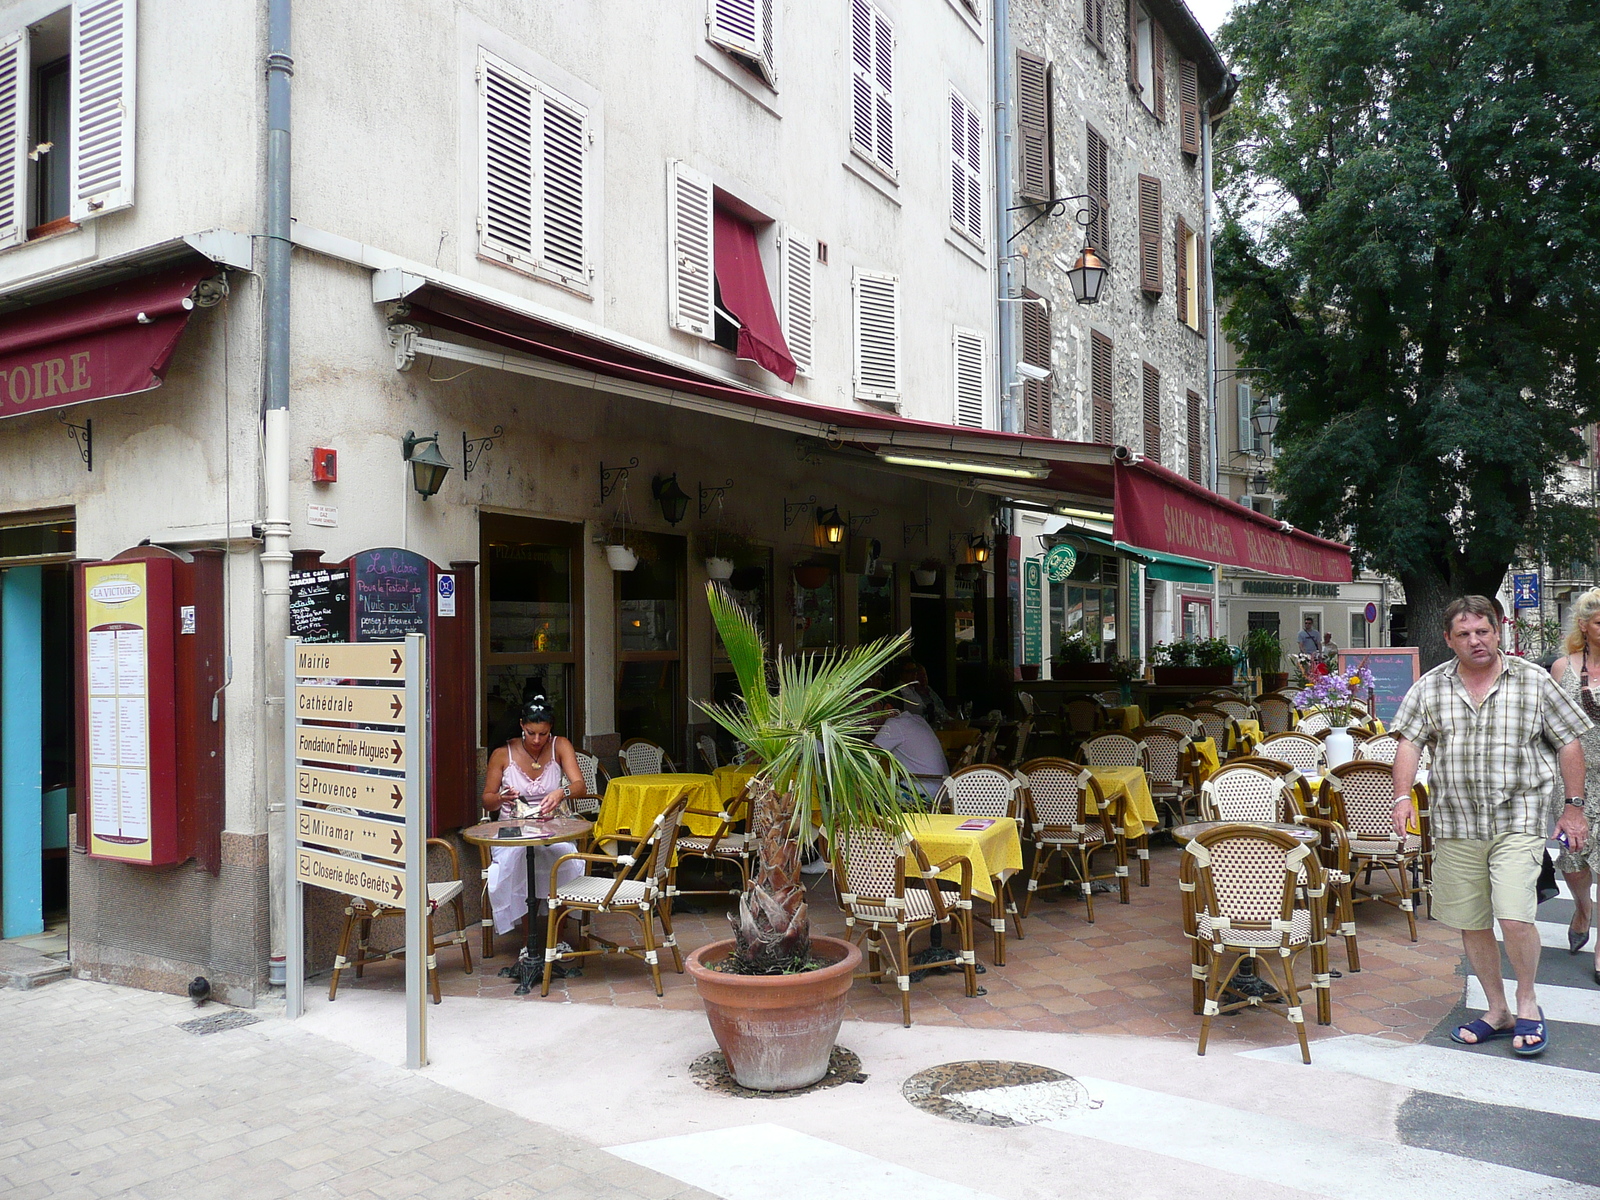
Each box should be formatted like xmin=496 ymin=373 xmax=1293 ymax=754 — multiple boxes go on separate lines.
xmin=0 ymin=979 xmax=714 ymax=1200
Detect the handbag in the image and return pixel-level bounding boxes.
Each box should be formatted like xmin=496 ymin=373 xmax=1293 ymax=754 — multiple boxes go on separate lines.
xmin=1537 ymin=850 xmax=1559 ymax=906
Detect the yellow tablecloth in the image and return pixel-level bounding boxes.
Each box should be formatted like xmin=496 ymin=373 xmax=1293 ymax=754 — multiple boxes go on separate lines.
xmin=904 ymin=814 xmax=1024 ymax=903
xmin=938 ymin=728 xmax=981 ymax=750
xmin=1110 ymin=705 xmax=1145 ymax=733
xmin=1227 ymin=719 xmax=1263 ymax=752
xmin=1083 ymin=765 xmax=1159 ymax=839
xmin=595 ymin=773 xmax=721 ymax=841
xmin=711 ymin=763 xmax=762 ymax=805
xmin=1190 ymin=737 xmax=1220 ymax=780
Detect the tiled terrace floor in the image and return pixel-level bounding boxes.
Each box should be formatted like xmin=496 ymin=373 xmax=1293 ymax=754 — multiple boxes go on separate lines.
xmin=325 ymin=840 xmax=1467 ymax=1053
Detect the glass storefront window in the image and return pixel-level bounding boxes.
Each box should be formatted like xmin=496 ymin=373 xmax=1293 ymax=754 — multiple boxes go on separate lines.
xmin=1050 ymin=549 xmax=1119 ymax=662
xmin=481 ymin=516 xmax=582 ymax=747
xmin=620 ymin=554 xmax=680 ymax=652
xmin=794 ymin=562 xmax=837 ymax=648
xmin=485 ymin=663 xmax=571 ymax=748
xmin=858 ymin=570 xmax=894 ymax=644
xmin=488 ymin=542 xmax=572 ymax=653
xmin=0 ymin=520 xmax=74 ymax=561
xmin=617 ymin=660 xmax=681 ymax=749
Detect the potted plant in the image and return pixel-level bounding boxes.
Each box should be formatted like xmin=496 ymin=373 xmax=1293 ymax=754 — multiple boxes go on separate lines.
xmin=1048 ymin=630 xmax=1113 ymax=680
xmin=793 ymin=561 xmax=832 ymax=590
xmin=698 ymin=524 xmax=757 ymax=584
xmin=912 ymin=558 xmax=942 ymax=587
xmin=1294 ymin=662 xmax=1375 ymax=768
xmin=1152 ymin=638 xmax=1235 ymax=686
xmin=604 ymin=524 xmax=638 ymax=573
xmin=1245 ymin=627 xmax=1287 ymax=692
xmin=1109 ymin=655 xmax=1143 ymax=703
xmin=687 ymin=584 xmax=916 ymax=1091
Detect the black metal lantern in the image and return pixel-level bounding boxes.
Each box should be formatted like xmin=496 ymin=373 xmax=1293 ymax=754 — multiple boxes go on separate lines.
xmin=1066 ymin=247 xmax=1108 ymax=305
xmin=402 ymin=431 xmax=452 ymax=500
xmin=816 ymin=506 xmax=846 ymax=545
xmin=1251 ymin=402 xmax=1280 ymax=443
xmin=652 ymin=473 xmax=691 ymax=525
xmin=968 ymin=534 xmax=991 ymax=564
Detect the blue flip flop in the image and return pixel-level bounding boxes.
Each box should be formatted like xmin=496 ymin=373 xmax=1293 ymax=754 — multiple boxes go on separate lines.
xmin=1450 ymin=1017 xmax=1514 ymax=1045
xmin=1513 ymin=1008 xmax=1549 ymax=1057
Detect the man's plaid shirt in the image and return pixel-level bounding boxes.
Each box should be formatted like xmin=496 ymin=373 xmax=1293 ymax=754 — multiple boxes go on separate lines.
xmin=1391 ymin=652 xmax=1591 ymax=839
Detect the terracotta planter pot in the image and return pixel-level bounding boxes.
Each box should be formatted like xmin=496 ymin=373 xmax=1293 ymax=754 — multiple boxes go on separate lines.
xmin=1018 ymin=663 xmax=1041 ymax=681
xmin=686 ymin=936 xmax=862 ymax=1091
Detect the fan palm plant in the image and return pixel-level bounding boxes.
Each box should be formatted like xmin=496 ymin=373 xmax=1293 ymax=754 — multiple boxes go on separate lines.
xmin=698 ymin=583 xmax=916 ymax=973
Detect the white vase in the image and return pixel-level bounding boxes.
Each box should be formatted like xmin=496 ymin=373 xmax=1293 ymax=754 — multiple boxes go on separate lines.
xmin=1323 ymin=725 xmax=1355 ymax=770
xmin=606 ymin=544 xmax=638 ymax=572
xmin=705 ymin=556 xmax=735 ymax=581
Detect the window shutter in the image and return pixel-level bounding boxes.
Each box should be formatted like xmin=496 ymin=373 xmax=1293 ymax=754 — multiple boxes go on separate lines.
xmin=872 ymin=8 xmax=894 ymax=173
xmin=1083 ymin=0 xmax=1105 ymax=49
xmin=760 ymin=0 xmax=777 ymax=85
xmin=1085 ymin=125 xmax=1109 ymax=256
xmin=953 ymin=327 xmax=988 ymax=428
xmin=1178 ymin=58 xmax=1200 ymax=155
xmin=1138 ymin=174 xmax=1162 ymax=295
xmin=0 ymin=29 xmax=27 ymax=249
xmin=1185 ymin=389 xmax=1203 ymax=483
xmin=1197 ymin=230 xmax=1208 ymax=331
xmin=667 ymin=159 xmax=715 ymax=339
xmin=1174 ymin=216 xmax=1189 ymax=327
xmin=850 ymin=1 xmax=894 ymax=176
xmin=1016 ymin=50 xmax=1050 ymax=204
xmin=1151 ymin=24 xmax=1166 ymax=121
xmin=1090 ymin=330 xmax=1114 ymax=443
xmin=950 ymin=88 xmax=983 ymax=243
xmin=707 ymin=0 xmax=763 ymax=61
xmin=480 ymin=56 xmax=537 ymax=266
xmin=1126 ymin=0 xmax=1139 ymax=88
xmin=1237 ymin=382 xmax=1254 ymax=453
xmin=778 ymin=225 xmax=815 ymax=377
xmin=853 ymin=269 xmax=900 ymax=405
xmin=1142 ymin=361 xmax=1161 ymax=463
xmin=1021 ymin=298 xmax=1053 ymax=436
xmin=540 ymin=90 xmax=587 ymax=284
xmin=70 ymin=0 xmax=137 ymax=221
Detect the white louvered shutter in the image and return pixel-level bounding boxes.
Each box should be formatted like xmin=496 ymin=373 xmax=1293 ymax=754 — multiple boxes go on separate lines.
xmin=707 ymin=0 xmax=762 ymax=60
xmin=0 ymin=29 xmax=28 ymax=249
xmin=850 ymin=0 xmax=894 ymax=176
xmin=539 ymin=87 xmax=587 ymax=287
xmin=667 ymin=160 xmax=715 ymax=339
xmin=778 ymin=225 xmax=815 ymax=377
xmin=949 ymin=89 xmax=983 ymax=244
xmin=853 ymin=269 xmax=899 ymax=405
xmin=953 ymin=328 xmax=988 ymax=428
xmin=70 ymin=0 xmax=137 ymax=221
xmin=760 ymin=0 xmax=777 ymax=85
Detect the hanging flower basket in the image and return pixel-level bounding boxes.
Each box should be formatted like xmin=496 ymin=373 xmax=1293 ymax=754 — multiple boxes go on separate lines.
xmin=705 ymin=556 xmax=735 ymax=581
xmin=606 ymin=545 xmax=639 ymax=572
xmin=793 ymin=564 xmax=831 ymax=590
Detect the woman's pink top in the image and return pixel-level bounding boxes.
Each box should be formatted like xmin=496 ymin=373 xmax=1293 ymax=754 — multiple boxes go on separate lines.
xmin=498 ymin=739 xmax=564 ymax=821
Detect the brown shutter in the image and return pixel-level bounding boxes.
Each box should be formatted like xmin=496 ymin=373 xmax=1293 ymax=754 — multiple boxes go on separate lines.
xmin=1175 ymin=215 xmax=1189 ymax=326
xmin=1138 ymin=174 xmax=1162 ymax=296
xmin=1142 ymin=362 xmax=1162 ymax=463
xmin=1086 ymin=125 xmax=1109 ymax=256
xmin=1151 ymin=24 xmax=1166 ymax=121
xmin=1126 ymin=0 xmax=1138 ymax=88
xmin=1021 ymin=296 xmax=1052 ymax=435
xmin=1197 ymin=230 xmax=1208 ymax=331
xmin=1091 ymin=330 xmax=1114 ymax=443
xmin=1178 ymin=58 xmax=1200 ymax=155
xmin=1186 ymin=389 xmax=1203 ymax=483
xmin=1016 ymin=50 xmax=1051 ymax=204
xmin=1083 ymin=0 xmax=1104 ymax=48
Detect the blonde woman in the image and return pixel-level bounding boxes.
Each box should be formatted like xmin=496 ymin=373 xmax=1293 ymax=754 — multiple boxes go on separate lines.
xmin=1550 ymin=589 xmax=1600 ymax=981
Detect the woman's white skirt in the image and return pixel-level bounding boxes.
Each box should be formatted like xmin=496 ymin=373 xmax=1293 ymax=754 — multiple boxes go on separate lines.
xmin=487 ymin=843 xmax=585 ymax=935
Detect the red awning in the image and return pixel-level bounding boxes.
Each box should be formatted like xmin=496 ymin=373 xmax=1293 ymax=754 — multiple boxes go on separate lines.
xmin=1114 ymin=456 xmax=1353 ymax=584
xmin=0 ymin=264 xmax=212 ymax=419
xmin=713 ymin=210 xmax=796 ymax=382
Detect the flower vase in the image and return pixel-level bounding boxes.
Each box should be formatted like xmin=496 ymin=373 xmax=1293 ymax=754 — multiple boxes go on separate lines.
xmin=1119 ymin=682 xmax=1133 ymax=705
xmin=1323 ymin=725 xmax=1355 ymax=770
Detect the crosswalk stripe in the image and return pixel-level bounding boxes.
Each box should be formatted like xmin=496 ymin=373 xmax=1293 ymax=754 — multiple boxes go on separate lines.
xmin=1522 ymin=920 xmax=1592 ymax=952
xmin=1053 ymin=1077 xmax=1572 ymax=1200
xmin=1465 ymin=977 xmax=1600 ymax=1026
xmin=1243 ymin=1035 xmax=1600 ymax=1122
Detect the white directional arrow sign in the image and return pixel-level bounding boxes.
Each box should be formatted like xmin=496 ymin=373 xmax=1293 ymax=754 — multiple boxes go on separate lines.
xmin=294 ymin=642 xmax=407 ymax=681
xmin=295 ymin=847 xmax=406 ymax=907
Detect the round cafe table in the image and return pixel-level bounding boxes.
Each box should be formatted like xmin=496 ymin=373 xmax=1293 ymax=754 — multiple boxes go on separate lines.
xmin=1172 ymin=820 xmax=1318 ymax=844
xmin=462 ymin=818 xmax=593 ymax=994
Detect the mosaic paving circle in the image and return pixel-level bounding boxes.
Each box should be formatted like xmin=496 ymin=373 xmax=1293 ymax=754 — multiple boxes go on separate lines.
xmin=902 ymin=1060 xmax=1099 ymax=1126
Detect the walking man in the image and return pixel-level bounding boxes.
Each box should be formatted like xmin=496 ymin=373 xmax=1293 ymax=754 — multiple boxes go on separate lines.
xmin=1391 ymin=596 xmax=1591 ymax=1056
xmin=1297 ymin=616 xmax=1321 ymax=657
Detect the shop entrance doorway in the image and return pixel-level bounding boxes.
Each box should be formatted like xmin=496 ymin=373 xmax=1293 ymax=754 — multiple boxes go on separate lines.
xmin=617 ymin=532 xmax=686 ymax=759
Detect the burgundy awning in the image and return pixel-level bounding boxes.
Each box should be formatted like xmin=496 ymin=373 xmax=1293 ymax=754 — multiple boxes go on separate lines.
xmin=0 ymin=264 xmax=213 ymax=418
xmin=713 ymin=210 xmax=796 ymax=382
xmin=1114 ymin=456 xmax=1353 ymax=584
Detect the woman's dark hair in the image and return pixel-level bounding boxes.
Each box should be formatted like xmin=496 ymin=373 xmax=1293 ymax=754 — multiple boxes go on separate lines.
xmin=520 ymin=695 xmax=555 ymax=725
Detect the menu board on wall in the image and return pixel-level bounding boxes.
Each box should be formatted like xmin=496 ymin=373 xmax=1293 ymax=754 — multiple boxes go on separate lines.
xmin=83 ymin=560 xmax=176 ymax=863
xmin=290 ymin=567 xmax=350 ymax=643
xmin=352 ymin=548 xmax=432 ymax=642
xmin=1022 ymin=559 xmax=1043 ymax=664
xmin=1339 ymin=649 xmax=1421 ymax=724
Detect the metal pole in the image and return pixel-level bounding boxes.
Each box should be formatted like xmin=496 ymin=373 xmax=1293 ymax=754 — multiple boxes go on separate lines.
xmin=283 ymin=638 xmax=303 ymax=1019
xmin=404 ymin=633 xmax=427 ymax=1069
xmin=1202 ymin=98 xmax=1219 ymax=494
xmin=991 ymin=0 xmax=1017 ymax=433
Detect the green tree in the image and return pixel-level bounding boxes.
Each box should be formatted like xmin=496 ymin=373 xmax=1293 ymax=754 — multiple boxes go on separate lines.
xmin=1215 ymin=0 xmax=1600 ymax=667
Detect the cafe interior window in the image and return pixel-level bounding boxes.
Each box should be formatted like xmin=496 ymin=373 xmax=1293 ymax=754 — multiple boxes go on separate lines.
xmin=953 ymin=568 xmax=986 ymax=665
xmin=482 ymin=516 xmax=581 ymax=747
xmin=1181 ymin=597 xmax=1212 ymax=640
xmin=617 ymin=532 xmax=685 ymax=753
xmin=1049 ymin=551 xmax=1119 ymax=662
xmin=793 ymin=558 xmax=838 ymax=649
xmin=857 ymin=567 xmax=894 ymax=644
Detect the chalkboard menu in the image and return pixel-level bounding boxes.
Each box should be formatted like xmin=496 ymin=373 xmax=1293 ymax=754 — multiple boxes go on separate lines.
xmin=289 ymin=567 xmax=350 ymax=643
xmin=352 ymin=547 xmax=432 ymax=642
xmin=1340 ymin=649 xmax=1420 ymax=724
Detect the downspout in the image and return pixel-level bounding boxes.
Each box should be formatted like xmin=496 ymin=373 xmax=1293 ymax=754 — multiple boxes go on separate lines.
xmin=1202 ymin=75 xmax=1236 ymax=496
xmin=992 ymin=0 xmax=1016 ymax=434
xmin=262 ymin=0 xmax=293 ymax=986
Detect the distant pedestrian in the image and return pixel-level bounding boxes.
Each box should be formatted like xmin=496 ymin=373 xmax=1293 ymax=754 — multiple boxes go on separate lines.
xmin=1296 ymin=617 xmax=1320 ymax=656
xmin=1549 ymin=588 xmax=1600 ymax=981
xmin=1391 ymin=596 xmax=1591 ymax=1055
xmin=1321 ymin=632 xmax=1337 ymax=654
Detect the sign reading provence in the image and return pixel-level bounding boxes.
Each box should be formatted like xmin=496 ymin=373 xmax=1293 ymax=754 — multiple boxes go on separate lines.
xmin=285 ymin=633 xmax=427 ymax=1069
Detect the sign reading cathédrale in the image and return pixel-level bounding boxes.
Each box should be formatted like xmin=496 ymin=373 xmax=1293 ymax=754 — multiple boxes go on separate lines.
xmin=294 ymin=684 xmax=404 ymax=726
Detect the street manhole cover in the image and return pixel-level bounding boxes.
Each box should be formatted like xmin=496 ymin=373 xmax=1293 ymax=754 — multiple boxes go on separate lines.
xmin=178 ymin=1011 xmax=261 ymax=1036
xmin=688 ymin=1046 xmax=864 ymax=1098
xmin=902 ymin=1060 xmax=1099 ymax=1127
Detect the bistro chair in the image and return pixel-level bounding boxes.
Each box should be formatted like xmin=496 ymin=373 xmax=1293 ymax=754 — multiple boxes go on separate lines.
xmin=1094 ymin=689 xmax=1125 ymax=708
xmin=831 ymin=826 xmax=980 ymax=1027
xmin=1354 ymin=733 xmax=1400 ymax=764
xmin=1213 ymin=698 xmax=1257 ymax=725
xmin=329 ymin=837 xmax=473 ymax=1004
xmin=1007 ymin=717 xmax=1035 ymax=768
xmin=1134 ymin=725 xmax=1196 ymax=828
xmin=941 ymin=764 xmax=1026 ymax=963
xmin=1180 ymin=824 xmax=1332 ymax=1063
xmin=1295 ymin=709 xmax=1334 ymax=737
xmin=619 ymin=738 xmax=674 ymax=776
xmin=1319 ymin=762 xmax=1429 ymax=939
xmin=1061 ymin=696 xmax=1106 ymax=739
xmin=1188 ymin=706 xmax=1233 ymax=755
xmin=1151 ymin=712 xmax=1200 ymax=739
xmin=568 ymin=750 xmax=604 ymax=818
xmin=1256 ymin=732 xmax=1325 ymax=778
xmin=670 ymin=787 xmax=754 ymax=901
xmin=540 ymin=795 xmax=691 ymax=997
xmin=975 ymin=724 xmax=1001 ymax=765
xmin=1017 ymin=758 xmax=1127 ymax=921
xmin=1080 ymin=733 xmax=1153 ymax=882
xmin=697 ymin=734 xmax=720 ymax=772
xmin=1256 ymin=693 xmax=1295 ymax=734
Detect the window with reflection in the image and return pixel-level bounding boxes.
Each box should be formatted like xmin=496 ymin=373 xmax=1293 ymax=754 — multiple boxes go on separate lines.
xmin=481 ymin=516 xmax=582 ymax=746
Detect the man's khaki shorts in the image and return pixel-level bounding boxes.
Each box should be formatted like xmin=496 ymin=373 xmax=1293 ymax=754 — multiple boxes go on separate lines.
xmin=1431 ymin=833 xmax=1547 ymax=930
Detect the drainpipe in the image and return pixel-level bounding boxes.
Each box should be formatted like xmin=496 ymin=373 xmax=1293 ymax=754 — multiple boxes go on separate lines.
xmin=992 ymin=0 xmax=1016 ymax=433
xmin=1202 ymin=76 xmax=1236 ymax=496
xmin=262 ymin=0 xmax=293 ymax=986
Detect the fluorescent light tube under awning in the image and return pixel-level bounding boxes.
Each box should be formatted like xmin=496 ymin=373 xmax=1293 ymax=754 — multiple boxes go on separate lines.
xmin=876 ymin=451 xmax=1053 ymax=479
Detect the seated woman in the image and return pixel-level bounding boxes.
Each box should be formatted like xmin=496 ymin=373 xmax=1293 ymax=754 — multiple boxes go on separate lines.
xmin=482 ymin=697 xmax=590 ymax=967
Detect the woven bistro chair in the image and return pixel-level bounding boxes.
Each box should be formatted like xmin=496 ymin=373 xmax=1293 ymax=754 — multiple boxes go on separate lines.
xmin=1213 ymin=698 xmax=1257 ymax=725
xmin=1256 ymin=732 xmax=1325 ymax=778
xmin=975 ymin=724 xmax=1001 ymax=765
xmin=1354 ymin=732 xmax=1399 ymax=763
xmin=697 ymin=734 xmax=720 ymax=772
xmin=618 ymin=738 xmax=675 ymax=776
xmin=831 ymin=826 xmax=980 ymax=1027
xmin=1319 ymin=761 xmax=1429 ymax=939
xmin=1151 ymin=712 xmax=1201 ymax=739
xmin=1134 ymin=725 xmax=1196 ymax=828
xmin=670 ymin=787 xmax=754 ymax=900
xmin=1188 ymin=706 xmax=1233 ymax=756
xmin=1080 ymin=733 xmax=1152 ymax=885
xmin=540 ymin=796 xmax=691 ymax=996
xmin=940 ymin=765 xmax=1026 ymax=964
xmin=329 ymin=837 xmax=473 ymax=1004
xmin=1017 ymin=757 xmax=1128 ymax=921
xmin=1295 ymin=708 xmax=1334 ymax=737
xmin=1180 ymin=824 xmax=1333 ymax=1063
xmin=1256 ymin=693 xmax=1295 ymax=734
xmin=1007 ymin=717 xmax=1035 ymax=768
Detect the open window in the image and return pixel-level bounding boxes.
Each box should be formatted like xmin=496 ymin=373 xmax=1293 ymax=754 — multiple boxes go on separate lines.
xmin=706 ymin=0 xmax=777 ymax=88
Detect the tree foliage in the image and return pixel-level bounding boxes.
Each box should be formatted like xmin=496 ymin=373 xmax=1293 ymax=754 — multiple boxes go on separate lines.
xmin=1214 ymin=0 xmax=1600 ymax=665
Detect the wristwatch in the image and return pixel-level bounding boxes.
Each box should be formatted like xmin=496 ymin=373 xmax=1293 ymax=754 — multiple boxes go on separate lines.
xmin=1567 ymin=797 xmax=1586 ymax=807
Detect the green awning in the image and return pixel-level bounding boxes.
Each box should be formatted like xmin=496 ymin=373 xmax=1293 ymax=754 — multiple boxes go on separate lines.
xmin=1049 ymin=527 xmax=1217 ymax=586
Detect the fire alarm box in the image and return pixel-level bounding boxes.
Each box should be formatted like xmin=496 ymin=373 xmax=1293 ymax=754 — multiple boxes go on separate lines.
xmin=312 ymin=447 xmax=338 ymax=483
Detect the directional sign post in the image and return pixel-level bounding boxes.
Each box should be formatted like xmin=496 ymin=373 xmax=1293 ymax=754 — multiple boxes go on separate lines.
xmin=285 ymin=633 xmax=427 ymax=1069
